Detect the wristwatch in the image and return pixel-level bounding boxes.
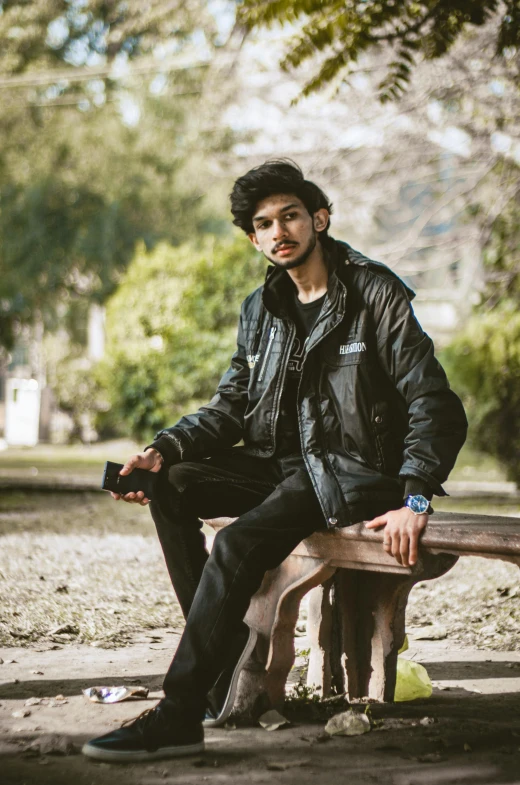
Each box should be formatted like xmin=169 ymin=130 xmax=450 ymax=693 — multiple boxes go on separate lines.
xmin=404 ymin=494 xmax=433 ymax=515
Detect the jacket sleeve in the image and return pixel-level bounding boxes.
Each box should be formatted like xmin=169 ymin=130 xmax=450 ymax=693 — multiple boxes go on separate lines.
xmin=373 ymin=278 xmax=467 ymax=496
xmin=149 ymin=306 xmax=251 ymax=466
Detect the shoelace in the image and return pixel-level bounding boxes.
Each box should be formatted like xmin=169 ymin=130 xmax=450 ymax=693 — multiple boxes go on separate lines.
xmin=121 ymin=705 xmax=160 ymax=732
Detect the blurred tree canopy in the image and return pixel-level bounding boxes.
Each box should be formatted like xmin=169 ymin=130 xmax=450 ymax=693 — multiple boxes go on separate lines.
xmin=0 ymin=0 xmax=235 ymax=349
xmin=238 ymin=0 xmax=519 ymax=101
xmin=0 ymin=0 xmax=218 ymax=76
xmin=0 ymin=85 xmax=231 ymax=348
xmin=96 ymin=235 xmax=266 ymax=440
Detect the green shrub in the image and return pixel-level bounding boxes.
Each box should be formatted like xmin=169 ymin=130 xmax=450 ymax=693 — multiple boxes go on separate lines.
xmin=441 ymin=304 xmax=520 ymax=483
xmin=97 ymin=235 xmax=265 ymax=441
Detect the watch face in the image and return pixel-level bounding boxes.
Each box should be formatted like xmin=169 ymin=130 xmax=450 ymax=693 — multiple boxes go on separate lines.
xmin=408 ymin=495 xmax=429 ymax=514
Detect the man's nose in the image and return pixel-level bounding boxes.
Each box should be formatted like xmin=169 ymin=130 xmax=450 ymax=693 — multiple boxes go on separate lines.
xmin=272 ymin=220 xmax=288 ymax=240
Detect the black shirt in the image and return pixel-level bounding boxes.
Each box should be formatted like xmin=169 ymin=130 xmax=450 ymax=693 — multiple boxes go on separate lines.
xmin=276 ymin=290 xmax=327 ymax=456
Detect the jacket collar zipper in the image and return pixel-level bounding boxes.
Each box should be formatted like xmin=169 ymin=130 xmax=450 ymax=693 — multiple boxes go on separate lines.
xmin=258 ymin=325 xmax=277 ymax=382
xmin=304 ymin=290 xmax=346 ymax=356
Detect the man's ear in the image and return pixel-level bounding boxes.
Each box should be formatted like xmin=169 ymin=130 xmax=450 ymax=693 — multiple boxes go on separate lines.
xmin=248 ymin=232 xmax=261 ymax=251
xmin=313 ymin=208 xmax=329 ymax=233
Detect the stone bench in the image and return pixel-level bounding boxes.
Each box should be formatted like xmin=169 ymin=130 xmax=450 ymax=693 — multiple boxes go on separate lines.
xmin=205 ymin=512 xmax=520 ymax=717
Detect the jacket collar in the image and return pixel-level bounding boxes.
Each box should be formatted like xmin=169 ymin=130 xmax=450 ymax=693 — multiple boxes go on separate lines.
xmin=262 ymin=237 xmax=347 ymax=320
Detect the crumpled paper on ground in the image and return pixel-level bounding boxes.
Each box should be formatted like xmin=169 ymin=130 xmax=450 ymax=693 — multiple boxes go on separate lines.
xmin=325 ymin=710 xmax=371 ymax=737
xmin=258 ymin=709 xmax=290 ymax=731
xmin=83 ymin=686 xmax=149 ymax=703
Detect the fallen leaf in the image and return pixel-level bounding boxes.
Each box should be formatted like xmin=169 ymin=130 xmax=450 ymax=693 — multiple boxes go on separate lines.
xmin=25 ymin=698 xmax=43 ymax=707
xmin=412 ymin=625 xmax=447 ymax=641
xmin=266 ymin=762 xmax=288 ymax=771
xmin=464 ymin=743 xmax=472 ymax=752
xmin=30 ymin=670 xmax=44 ymax=675
xmin=259 ymin=709 xmax=290 ymax=731
xmin=267 ymin=760 xmax=310 ymax=771
xmin=49 ymin=624 xmax=78 ymax=636
xmin=417 ymin=753 xmax=442 ymax=763
xmin=325 ymin=710 xmax=371 ymax=737
xmin=12 ymin=710 xmax=31 ymax=718
xmin=420 ymin=717 xmax=436 ymax=726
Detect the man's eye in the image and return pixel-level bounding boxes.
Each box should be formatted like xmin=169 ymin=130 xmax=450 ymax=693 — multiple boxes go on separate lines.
xmin=284 ymin=213 xmax=296 ymax=220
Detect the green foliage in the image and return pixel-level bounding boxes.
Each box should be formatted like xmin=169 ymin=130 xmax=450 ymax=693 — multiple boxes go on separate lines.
xmin=97 ymin=235 xmax=266 ymax=441
xmin=0 ymin=0 xmax=232 ymax=349
xmin=44 ymin=330 xmax=106 ymax=442
xmin=239 ymin=0 xmax=514 ymax=101
xmin=442 ymin=304 xmax=520 ymax=483
xmin=0 ymin=81 xmax=231 ymax=349
xmin=0 ymin=0 xmax=217 ymax=76
xmin=480 ymin=182 xmax=520 ymax=309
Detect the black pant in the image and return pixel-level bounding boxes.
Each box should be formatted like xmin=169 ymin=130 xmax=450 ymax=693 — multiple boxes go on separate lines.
xmin=149 ymin=449 xmax=325 ymax=721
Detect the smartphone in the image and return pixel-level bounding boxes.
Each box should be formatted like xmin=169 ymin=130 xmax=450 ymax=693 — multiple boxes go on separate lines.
xmin=101 ymin=461 xmax=157 ymax=499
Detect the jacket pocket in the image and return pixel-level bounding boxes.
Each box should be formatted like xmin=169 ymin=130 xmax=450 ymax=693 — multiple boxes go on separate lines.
xmin=371 ymin=401 xmax=403 ymax=475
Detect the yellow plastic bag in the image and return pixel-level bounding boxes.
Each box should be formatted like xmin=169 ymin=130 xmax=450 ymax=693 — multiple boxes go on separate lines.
xmin=394 ymin=657 xmax=432 ymax=702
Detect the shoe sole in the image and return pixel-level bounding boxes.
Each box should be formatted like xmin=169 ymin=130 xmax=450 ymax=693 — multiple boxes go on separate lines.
xmin=203 ymin=625 xmax=258 ymax=728
xmin=81 ymin=740 xmax=204 ymax=763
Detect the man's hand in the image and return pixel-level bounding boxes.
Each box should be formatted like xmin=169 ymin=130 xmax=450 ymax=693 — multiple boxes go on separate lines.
xmin=365 ymin=507 xmax=428 ymax=567
xmin=111 ymin=448 xmax=164 ymax=506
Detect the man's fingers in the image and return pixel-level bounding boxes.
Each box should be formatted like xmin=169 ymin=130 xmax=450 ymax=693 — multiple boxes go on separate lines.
xmin=110 ymin=492 xmax=121 ymax=501
xmin=408 ymin=531 xmax=419 ymax=566
xmin=120 ymin=456 xmax=140 ymax=476
xmin=400 ymin=532 xmax=410 ymax=567
xmin=366 ymin=515 xmax=387 ymax=529
xmin=122 ymin=492 xmax=137 ymax=503
xmin=391 ymin=530 xmax=403 ymax=564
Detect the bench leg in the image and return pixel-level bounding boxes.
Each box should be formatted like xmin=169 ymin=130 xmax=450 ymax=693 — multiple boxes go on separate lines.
xmin=232 ymin=555 xmax=336 ymax=718
xmin=306 ymin=577 xmax=336 ymax=696
xmin=331 ymin=553 xmax=459 ymax=701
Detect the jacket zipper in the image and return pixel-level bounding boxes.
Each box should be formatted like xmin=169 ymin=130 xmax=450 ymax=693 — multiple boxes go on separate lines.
xmin=258 ymin=326 xmax=277 ymax=382
xmin=298 ymin=292 xmax=347 ymax=528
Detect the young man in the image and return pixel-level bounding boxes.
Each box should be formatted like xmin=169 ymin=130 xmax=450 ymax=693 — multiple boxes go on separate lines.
xmin=83 ymin=160 xmax=467 ymax=762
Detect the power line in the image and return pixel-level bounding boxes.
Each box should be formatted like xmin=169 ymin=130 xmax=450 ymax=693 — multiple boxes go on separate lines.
xmin=0 ymin=53 xmax=214 ymax=91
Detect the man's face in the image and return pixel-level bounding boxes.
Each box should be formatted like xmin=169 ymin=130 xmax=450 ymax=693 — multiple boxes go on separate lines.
xmin=248 ymin=194 xmax=329 ymax=270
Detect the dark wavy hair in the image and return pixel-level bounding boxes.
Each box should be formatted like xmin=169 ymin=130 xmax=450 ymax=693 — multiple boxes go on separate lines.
xmin=230 ymin=159 xmax=333 ymax=237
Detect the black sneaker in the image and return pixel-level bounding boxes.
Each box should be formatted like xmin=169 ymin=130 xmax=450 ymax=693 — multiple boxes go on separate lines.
xmin=82 ymin=699 xmax=204 ymax=762
xmin=203 ymin=624 xmax=257 ymax=728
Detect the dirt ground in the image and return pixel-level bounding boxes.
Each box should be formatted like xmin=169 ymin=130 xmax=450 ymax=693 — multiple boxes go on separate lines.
xmin=1 ymin=632 xmax=520 ymax=785
xmin=0 ymin=459 xmax=519 ymax=785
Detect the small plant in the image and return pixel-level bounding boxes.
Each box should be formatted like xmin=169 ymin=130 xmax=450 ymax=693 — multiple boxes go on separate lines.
xmin=285 ymin=677 xmax=322 ymax=707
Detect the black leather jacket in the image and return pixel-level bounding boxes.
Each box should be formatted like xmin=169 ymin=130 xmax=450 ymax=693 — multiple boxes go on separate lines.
xmin=151 ymin=239 xmax=467 ymax=528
